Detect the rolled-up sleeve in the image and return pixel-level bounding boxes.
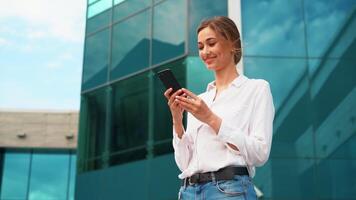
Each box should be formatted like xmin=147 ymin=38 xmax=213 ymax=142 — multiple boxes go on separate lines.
xmin=217 ymin=81 xmax=274 ymax=167
xmin=172 ymin=127 xmax=193 ymax=171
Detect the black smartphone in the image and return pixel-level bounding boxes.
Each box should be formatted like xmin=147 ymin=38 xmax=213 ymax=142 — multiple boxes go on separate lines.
xmin=156 ymin=69 xmax=182 ymax=93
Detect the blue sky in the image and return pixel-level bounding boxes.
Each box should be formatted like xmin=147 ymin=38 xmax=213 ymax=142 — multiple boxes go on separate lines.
xmin=0 ymin=0 xmax=86 ymax=111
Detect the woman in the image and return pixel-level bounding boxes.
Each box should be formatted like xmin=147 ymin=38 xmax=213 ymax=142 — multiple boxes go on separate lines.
xmin=164 ymin=16 xmax=274 ymax=200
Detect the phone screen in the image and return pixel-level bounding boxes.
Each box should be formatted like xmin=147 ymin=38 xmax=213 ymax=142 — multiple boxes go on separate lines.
xmin=156 ymin=69 xmax=182 ymax=93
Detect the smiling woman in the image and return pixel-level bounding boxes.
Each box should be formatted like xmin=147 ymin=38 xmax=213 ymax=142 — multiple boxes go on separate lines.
xmin=163 ymin=16 xmax=275 ymax=200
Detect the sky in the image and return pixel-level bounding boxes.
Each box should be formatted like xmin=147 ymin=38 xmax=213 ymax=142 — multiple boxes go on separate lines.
xmin=0 ymin=0 xmax=87 ymax=111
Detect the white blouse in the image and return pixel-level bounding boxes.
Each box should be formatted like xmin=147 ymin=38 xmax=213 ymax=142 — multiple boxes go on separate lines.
xmin=172 ymin=74 xmax=275 ymax=179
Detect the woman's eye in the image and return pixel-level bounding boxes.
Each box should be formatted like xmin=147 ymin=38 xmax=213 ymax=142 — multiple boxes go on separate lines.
xmin=208 ymin=42 xmax=216 ymax=47
xmin=198 ymin=46 xmax=203 ymax=50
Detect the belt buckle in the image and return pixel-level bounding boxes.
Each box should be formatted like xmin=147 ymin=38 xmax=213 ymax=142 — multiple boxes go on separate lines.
xmin=188 ymin=177 xmax=194 ymax=185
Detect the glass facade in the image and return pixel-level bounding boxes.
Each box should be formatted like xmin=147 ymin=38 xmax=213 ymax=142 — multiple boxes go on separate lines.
xmin=77 ymin=0 xmax=355 ymax=199
xmin=242 ymin=0 xmax=356 ymax=199
xmin=0 ymin=149 xmax=76 ymax=200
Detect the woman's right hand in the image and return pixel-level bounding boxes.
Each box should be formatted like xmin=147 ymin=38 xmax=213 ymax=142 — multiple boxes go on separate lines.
xmin=164 ymin=88 xmax=184 ymax=124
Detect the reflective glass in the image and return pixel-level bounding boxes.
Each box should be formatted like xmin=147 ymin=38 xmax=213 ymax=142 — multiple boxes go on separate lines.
xmin=254 ymin=159 xmax=317 ymax=199
xmin=188 ymin=0 xmax=227 ymax=55
xmin=152 ymin=59 xmax=186 ymax=156
xmin=87 ymin=0 xmax=112 ymax=19
xmin=241 ymin=0 xmax=306 ymax=57
xmin=88 ymin=0 xmax=98 ymax=4
xmin=28 ymin=151 xmax=70 ymax=200
xmin=68 ymin=153 xmax=77 ymax=200
xmin=304 ymin=0 xmax=355 ymax=58
xmin=110 ymin=72 xmax=148 ymax=163
xmin=186 ymin=56 xmax=214 ymax=94
xmin=316 ymin=159 xmax=356 ymax=199
xmin=309 ymin=58 xmax=356 ymax=158
xmin=86 ymin=9 xmax=111 ymax=35
xmin=152 ymin=0 xmax=186 ymax=65
xmin=0 ymin=150 xmax=30 ymax=199
xmin=113 ymin=0 xmax=150 ymax=22
xmin=84 ymin=88 xmax=107 ymax=159
xmin=111 ymin=10 xmax=150 ymax=80
xmin=82 ymin=28 xmax=110 ymax=91
xmin=244 ymin=57 xmax=313 ymax=158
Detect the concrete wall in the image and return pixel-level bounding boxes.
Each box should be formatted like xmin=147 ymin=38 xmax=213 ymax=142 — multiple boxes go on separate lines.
xmin=0 ymin=110 xmax=78 ymax=149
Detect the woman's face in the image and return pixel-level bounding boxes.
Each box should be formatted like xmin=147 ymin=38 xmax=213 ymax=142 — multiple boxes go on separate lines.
xmin=198 ymin=27 xmax=234 ymax=71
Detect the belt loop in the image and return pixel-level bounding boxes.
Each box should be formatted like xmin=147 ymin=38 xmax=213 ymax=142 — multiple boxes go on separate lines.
xmin=210 ymin=172 xmax=216 ymax=185
xmin=183 ymin=178 xmax=187 ymax=189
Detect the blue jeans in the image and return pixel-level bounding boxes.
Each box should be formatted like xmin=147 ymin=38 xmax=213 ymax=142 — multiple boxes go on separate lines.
xmin=178 ymin=175 xmax=257 ymax=200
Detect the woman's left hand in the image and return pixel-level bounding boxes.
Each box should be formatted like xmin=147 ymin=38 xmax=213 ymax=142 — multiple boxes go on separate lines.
xmin=175 ymin=88 xmax=221 ymax=128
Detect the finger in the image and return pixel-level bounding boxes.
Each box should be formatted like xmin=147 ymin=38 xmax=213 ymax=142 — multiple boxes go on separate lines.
xmin=164 ymin=88 xmax=173 ymax=100
xmin=168 ymin=89 xmax=183 ymax=104
xmin=175 ymin=98 xmax=195 ymax=113
xmin=181 ymin=88 xmax=199 ymax=100
xmin=175 ymin=95 xmax=196 ymax=106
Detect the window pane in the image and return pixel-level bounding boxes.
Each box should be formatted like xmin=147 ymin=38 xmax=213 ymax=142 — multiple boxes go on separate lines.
xmin=152 ymin=59 xmax=186 ymax=156
xmin=186 ymin=56 xmax=214 ymax=94
xmin=304 ymin=0 xmax=355 ymax=58
xmin=82 ymin=28 xmax=110 ymax=91
xmin=316 ymin=159 xmax=356 ymax=199
xmin=68 ymin=153 xmax=77 ymax=200
xmin=113 ymin=0 xmax=150 ymax=22
xmin=85 ymin=88 xmax=107 ymax=159
xmin=152 ymin=0 xmax=186 ymax=65
xmin=188 ymin=0 xmax=227 ymax=55
xmin=88 ymin=0 xmax=112 ymax=19
xmin=86 ymin=9 xmax=111 ymax=35
xmin=241 ymin=0 xmax=306 ymax=57
xmin=110 ymin=72 xmax=149 ymax=164
xmin=28 ymin=151 xmax=70 ymax=200
xmin=309 ymin=58 xmax=356 ymax=159
xmin=0 ymin=150 xmax=30 ymax=199
xmin=254 ymin=159 xmax=317 ymax=199
xmin=111 ymin=11 xmax=150 ymax=80
xmin=244 ymin=57 xmax=313 ymax=158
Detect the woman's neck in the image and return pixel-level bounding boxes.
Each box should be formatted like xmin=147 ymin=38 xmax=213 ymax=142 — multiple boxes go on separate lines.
xmin=214 ymin=65 xmax=239 ymax=92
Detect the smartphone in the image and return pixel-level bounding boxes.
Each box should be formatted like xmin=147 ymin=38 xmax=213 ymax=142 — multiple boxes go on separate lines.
xmin=156 ymin=69 xmax=182 ymax=93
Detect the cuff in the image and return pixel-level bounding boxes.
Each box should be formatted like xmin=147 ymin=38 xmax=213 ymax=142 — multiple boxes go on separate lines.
xmin=217 ymin=119 xmax=246 ymax=153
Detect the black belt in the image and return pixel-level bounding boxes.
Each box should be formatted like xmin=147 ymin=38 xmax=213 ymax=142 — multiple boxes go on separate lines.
xmin=182 ymin=166 xmax=249 ymax=186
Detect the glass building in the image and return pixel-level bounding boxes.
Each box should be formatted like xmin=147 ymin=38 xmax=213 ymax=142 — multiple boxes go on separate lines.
xmin=0 ymin=111 xmax=78 ymax=200
xmin=77 ymin=0 xmax=356 ymax=199
xmin=0 ymin=149 xmax=76 ymax=200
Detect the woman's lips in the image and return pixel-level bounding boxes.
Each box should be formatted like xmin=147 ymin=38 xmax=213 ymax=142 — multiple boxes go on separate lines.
xmin=204 ymin=58 xmax=215 ymax=64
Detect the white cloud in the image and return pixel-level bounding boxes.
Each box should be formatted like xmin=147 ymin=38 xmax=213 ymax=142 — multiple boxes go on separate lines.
xmin=0 ymin=0 xmax=86 ymax=43
xmin=0 ymin=37 xmax=11 ymax=46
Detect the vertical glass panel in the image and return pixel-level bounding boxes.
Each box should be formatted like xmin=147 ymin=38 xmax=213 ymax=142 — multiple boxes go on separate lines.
xmin=186 ymin=56 xmax=214 ymax=94
xmin=29 ymin=151 xmax=70 ymax=200
xmin=86 ymin=9 xmax=111 ymax=35
xmin=241 ymin=0 xmax=306 ymax=57
xmin=152 ymin=59 xmax=186 ymax=156
xmin=244 ymin=57 xmax=313 ymax=158
xmin=309 ymin=58 xmax=356 ymax=158
xmin=68 ymin=153 xmax=77 ymax=200
xmin=82 ymin=28 xmax=110 ymax=91
xmin=152 ymin=0 xmax=186 ymax=65
xmin=0 ymin=150 xmax=30 ymax=199
xmin=254 ymin=159 xmax=317 ymax=199
xmin=316 ymin=159 xmax=356 ymax=199
xmin=113 ymin=0 xmax=150 ymax=22
xmin=111 ymin=10 xmax=150 ymax=80
xmin=188 ymin=0 xmax=227 ymax=55
xmin=304 ymin=0 xmax=355 ymax=58
xmin=88 ymin=0 xmax=112 ymax=19
xmin=110 ymin=72 xmax=149 ymax=164
xmin=84 ymin=88 xmax=107 ymax=159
